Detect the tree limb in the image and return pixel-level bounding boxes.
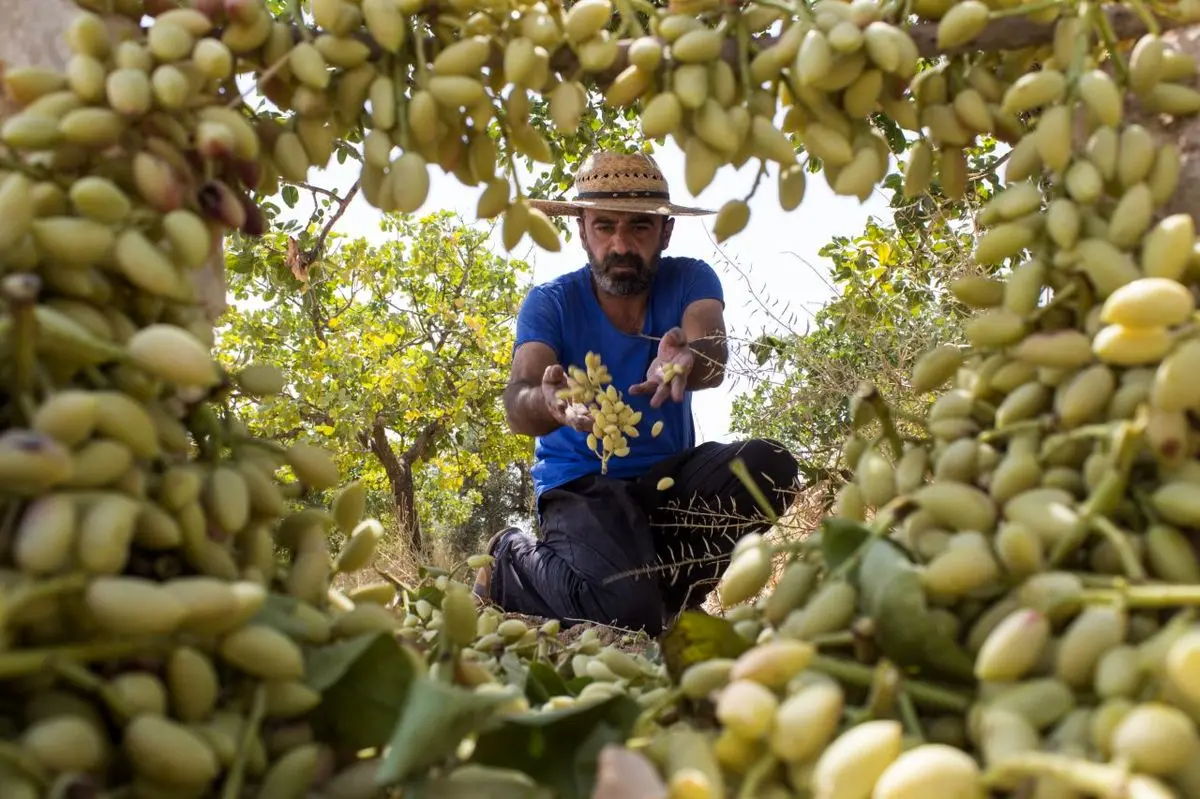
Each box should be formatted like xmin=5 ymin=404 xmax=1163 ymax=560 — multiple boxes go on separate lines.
xmin=403 ymin=420 xmax=444 ymax=465
xmin=295 ymin=181 xmax=343 ymax=199
xmin=267 ymin=5 xmax=1185 ymax=95
xmin=908 ymin=3 xmax=1190 ymax=58
xmin=307 ymin=179 xmax=360 ymax=265
xmin=365 ymin=419 xmax=399 ymax=469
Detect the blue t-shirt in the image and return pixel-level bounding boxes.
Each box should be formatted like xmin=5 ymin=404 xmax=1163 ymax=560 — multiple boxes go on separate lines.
xmin=515 ymin=256 xmax=725 ymax=501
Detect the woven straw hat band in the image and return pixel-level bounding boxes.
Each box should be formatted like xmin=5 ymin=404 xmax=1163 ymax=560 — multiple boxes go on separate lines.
xmin=573 ymin=152 xmax=671 ymax=201
xmin=526 ymin=149 xmax=714 ymax=216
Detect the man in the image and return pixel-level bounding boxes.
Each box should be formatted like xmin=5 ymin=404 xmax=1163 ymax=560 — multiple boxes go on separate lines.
xmin=472 ymin=150 xmax=799 ymax=636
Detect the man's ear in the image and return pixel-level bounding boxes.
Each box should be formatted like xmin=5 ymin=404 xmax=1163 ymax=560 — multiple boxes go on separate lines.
xmin=661 ymin=216 xmax=675 ymax=249
xmin=576 ymin=213 xmax=587 ymax=241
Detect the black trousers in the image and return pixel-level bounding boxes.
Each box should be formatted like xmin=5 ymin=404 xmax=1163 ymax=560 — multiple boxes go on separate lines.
xmin=486 ymin=438 xmax=799 ymax=637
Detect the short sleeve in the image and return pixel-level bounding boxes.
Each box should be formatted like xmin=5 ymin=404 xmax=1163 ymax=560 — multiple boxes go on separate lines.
xmin=682 ymin=258 xmax=725 ymax=309
xmin=514 ymin=285 xmax=563 ymax=356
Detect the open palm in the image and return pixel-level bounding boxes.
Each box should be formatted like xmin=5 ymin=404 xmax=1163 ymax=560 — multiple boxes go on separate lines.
xmin=630 ymin=327 xmax=693 ymax=408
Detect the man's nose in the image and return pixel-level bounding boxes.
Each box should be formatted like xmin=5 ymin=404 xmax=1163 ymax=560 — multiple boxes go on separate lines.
xmin=609 ymin=230 xmax=636 ymax=255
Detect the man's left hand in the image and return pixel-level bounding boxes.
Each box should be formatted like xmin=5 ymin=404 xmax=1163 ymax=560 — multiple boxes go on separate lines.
xmin=630 ymin=327 xmax=694 ymax=408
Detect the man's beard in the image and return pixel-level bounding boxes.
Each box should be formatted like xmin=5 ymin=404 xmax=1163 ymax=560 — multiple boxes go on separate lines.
xmin=588 ymin=249 xmax=660 ymax=297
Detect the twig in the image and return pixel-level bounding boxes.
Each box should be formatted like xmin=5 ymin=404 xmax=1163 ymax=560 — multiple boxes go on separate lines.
xmin=295 ymin=181 xmax=344 ymax=199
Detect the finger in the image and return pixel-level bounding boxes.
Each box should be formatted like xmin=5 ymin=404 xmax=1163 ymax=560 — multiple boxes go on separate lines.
xmin=628 ymin=380 xmax=655 ymax=395
xmin=665 ymin=327 xmax=688 ymax=346
xmin=543 ymin=364 xmax=564 ymax=384
xmin=672 ymin=376 xmax=686 ymax=404
xmin=650 ymin=382 xmax=671 ymax=408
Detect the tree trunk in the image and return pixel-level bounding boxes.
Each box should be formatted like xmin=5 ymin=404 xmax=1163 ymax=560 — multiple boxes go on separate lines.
xmin=516 ymin=461 xmax=534 ymax=517
xmin=0 ymin=0 xmax=228 ymax=325
xmin=388 ymin=459 xmax=422 ymax=554
xmin=366 ymin=421 xmax=424 ymax=554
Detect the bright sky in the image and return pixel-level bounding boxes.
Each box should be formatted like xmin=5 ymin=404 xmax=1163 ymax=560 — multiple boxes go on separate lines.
xmin=265 ymin=139 xmax=893 ymax=444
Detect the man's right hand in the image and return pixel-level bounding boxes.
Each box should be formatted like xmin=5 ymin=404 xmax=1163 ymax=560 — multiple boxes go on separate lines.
xmin=542 ymin=364 xmax=595 ymax=434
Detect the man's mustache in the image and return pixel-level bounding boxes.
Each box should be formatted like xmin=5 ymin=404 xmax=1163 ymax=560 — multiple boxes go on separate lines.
xmin=602 ymin=253 xmax=646 ymax=271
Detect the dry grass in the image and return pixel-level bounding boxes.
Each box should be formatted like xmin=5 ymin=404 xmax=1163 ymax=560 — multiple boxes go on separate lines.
xmin=332 ymin=532 xmax=463 ymax=596
xmin=700 ymin=482 xmax=831 ymax=617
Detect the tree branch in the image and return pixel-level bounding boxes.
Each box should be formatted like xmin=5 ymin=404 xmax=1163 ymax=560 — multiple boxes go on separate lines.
xmin=402 ymin=421 xmax=444 ymax=465
xmin=364 ymin=418 xmax=402 ymax=474
xmin=307 ymin=178 xmax=360 ymax=265
xmin=908 ymin=3 xmax=1189 ymax=58
xmin=295 ymin=181 xmax=342 ymax=199
xmin=270 ymin=4 xmax=1185 ymax=94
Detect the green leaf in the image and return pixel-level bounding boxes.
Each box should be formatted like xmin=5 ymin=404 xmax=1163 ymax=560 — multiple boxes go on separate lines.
xmin=305 ymin=632 xmax=421 ymax=751
xmin=470 ymin=694 xmax=643 ymax=799
xmin=660 ymin=611 xmax=752 ymax=682
xmin=499 ymin=651 xmax=533 ymax=691
xmin=525 ymin=661 xmax=573 ymax=704
xmin=566 ymin=675 xmax=592 ymax=695
xmin=857 ymin=539 xmax=975 ymax=682
xmin=819 ymin=517 xmax=872 ymax=573
xmin=404 ymin=766 xmax=554 ymax=799
xmin=376 ymin=676 xmax=521 ymax=787
xmin=250 ymin=592 xmax=323 ymax=642
xmin=281 ymin=184 xmax=299 ymax=208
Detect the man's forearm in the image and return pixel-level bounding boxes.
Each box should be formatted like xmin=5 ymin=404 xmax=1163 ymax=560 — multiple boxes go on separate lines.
xmin=687 ymin=332 xmax=728 ymax=391
xmin=504 ymin=382 xmax=562 ymax=437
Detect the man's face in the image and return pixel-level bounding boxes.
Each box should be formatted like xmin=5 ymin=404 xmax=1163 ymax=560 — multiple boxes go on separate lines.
xmin=578 ymin=210 xmax=674 ymax=297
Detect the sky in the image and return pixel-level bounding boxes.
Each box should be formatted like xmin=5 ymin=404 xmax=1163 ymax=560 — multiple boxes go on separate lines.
xmin=260 ymin=137 xmax=895 ymax=444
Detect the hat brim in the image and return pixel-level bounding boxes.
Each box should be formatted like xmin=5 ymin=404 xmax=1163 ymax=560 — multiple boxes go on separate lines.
xmin=528 ymin=196 xmax=715 ymax=217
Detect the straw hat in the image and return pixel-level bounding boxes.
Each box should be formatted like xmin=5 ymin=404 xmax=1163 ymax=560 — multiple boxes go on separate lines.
xmin=528 ymin=150 xmax=714 ymax=217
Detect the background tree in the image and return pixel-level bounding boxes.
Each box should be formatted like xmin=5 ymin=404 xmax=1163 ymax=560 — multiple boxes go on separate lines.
xmin=730 ymin=138 xmax=1012 ymax=495
xmin=217 ymin=211 xmax=534 ymax=556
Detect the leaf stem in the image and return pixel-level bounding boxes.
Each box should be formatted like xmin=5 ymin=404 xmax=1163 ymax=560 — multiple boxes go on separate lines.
xmin=983 ymin=751 xmax=1132 ymax=796
xmin=736 ymin=18 xmax=753 ymax=101
xmin=1091 ymin=4 xmax=1130 ymax=83
xmin=4 ymin=572 xmax=90 ymax=631
xmin=1081 ymin=583 xmax=1200 ymax=608
xmin=393 ymin=56 xmax=412 ymax=151
xmin=6 ymin=280 xmax=37 ymax=420
xmin=632 ymin=687 xmax=682 ymax=738
xmin=0 ymin=639 xmax=165 ymax=681
xmin=809 ymin=655 xmax=972 ymax=713
xmin=412 ymin=19 xmax=430 ymax=86
xmin=290 ymin=0 xmax=311 ymax=42
xmin=1126 ymin=0 xmax=1161 ymax=35
xmin=220 ymin=682 xmax=267 ymax=799
xmin=736 ymin=753 xmax=778 ymax=799
xmin=861 ymin=384 xmax=904 ymax=460
xmin=50 ymin=659 xmax=138 ymax=723
xmin=897 ymin=688 xmax=926 ymax=742
xmin=1086 ymin=516 xmax=1146 ymax=580
xmin=987 ymin=0 xmax=1066 ymax=20
xmin=743 ymin=161 xmax=769 ymax=204
xmin=867 ymin=660 xmax=902 ymax=718
xmin=978 ymin=419 xmax=1045 ymax=443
